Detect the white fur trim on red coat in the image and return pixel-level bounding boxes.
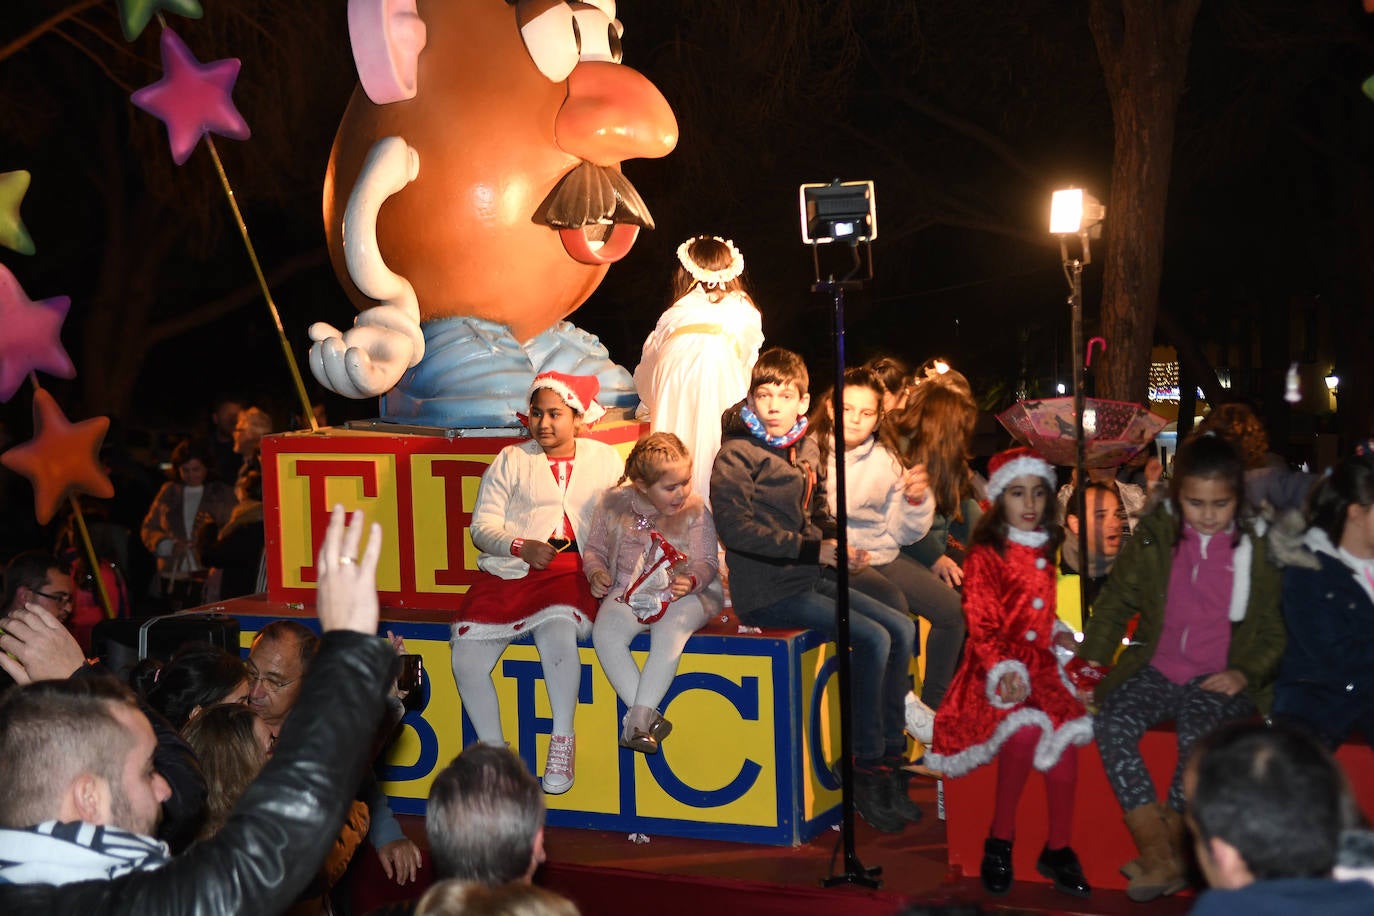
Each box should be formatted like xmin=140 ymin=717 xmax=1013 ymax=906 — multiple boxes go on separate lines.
xmin=986 ymin=659 xmax=1031 ymax=710
xmin=450 ymin=604 xmax=592 ymax=643
xmin=925 ymin=707 xmax=1094 ymax=778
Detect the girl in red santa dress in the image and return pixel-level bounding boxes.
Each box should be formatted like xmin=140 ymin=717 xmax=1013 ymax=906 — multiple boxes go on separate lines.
xmin=449 ymin=372 xmax=624 ymax=795
xmin=925 ymin=447 xmax=1094 ymax=899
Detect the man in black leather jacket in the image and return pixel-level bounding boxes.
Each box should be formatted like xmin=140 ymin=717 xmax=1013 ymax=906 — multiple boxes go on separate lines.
xmin=0 ymin=506 xmax=394 ymax=916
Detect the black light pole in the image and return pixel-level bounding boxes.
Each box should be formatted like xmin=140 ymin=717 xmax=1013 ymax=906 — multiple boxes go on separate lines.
xmin=814 ymin=245 xmax=879 ymax=891
xmin=1061 ymin=243 xmax=1090 ymax=621
xmin=1052 ymin=188 xmax=1103 ymax=622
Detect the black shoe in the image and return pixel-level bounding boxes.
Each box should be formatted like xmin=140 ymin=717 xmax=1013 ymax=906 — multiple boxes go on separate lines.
xmin=885 ymin=766 xmax=924 ymax=823
xmin=852 ymin=767 xmax=906 ymax=833
xmin=981 ymin=837 xmax=1013 ymax=895
xmin=1037 ymin=845 xmax=1091 ymax=898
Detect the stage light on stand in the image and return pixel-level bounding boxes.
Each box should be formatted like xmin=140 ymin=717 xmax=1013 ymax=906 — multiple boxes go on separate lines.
xmin=800 ymin=178 xmax=880 ymax=891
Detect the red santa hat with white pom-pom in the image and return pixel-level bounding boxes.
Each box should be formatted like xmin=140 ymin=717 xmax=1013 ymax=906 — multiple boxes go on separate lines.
xmin=527 ymin=371 xmax=605 ymax=425
xmin=985 ymin=446 xmax=1056 ymax=503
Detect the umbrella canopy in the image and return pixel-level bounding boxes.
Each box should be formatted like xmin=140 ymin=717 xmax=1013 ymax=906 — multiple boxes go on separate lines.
xmin=997 ymin=397 xmax=1168 ymax=468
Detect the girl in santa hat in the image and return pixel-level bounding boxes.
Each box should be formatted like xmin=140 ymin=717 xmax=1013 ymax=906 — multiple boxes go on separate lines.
xmin=449 ymin=372 xmax=624 ymax=794
xmin=633 ymin=236 xmax=764 ymax=504
xmin=584 ymin=432 xmax=723 ymax=753
xmin=925 ymin=447 xmax=1094 ymax=899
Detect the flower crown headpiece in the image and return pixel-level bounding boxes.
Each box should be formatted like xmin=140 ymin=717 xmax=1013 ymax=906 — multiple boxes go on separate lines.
xmin=677 ymin=236 xmax=744 ymax=289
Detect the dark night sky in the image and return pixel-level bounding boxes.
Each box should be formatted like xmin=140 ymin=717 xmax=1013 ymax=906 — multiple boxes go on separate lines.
xmin=2 ymin=0 xmax=1373 ymax=448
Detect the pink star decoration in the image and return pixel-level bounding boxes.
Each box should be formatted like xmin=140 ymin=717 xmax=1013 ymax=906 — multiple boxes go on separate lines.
xmin=0 ymin=264 xmax=76 ymax=403
xmin=1 ymin=388 xmax=114 ymax=526
xmin=131 ymin=27 xmax=251 ymax=166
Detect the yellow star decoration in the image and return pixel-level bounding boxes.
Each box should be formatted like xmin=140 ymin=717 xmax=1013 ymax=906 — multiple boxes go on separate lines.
xmin=0 ymin=171 xmax=36 ymax=256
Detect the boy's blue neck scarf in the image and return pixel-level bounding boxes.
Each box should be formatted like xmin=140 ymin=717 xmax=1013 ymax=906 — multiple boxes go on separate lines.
xmin=740 ymin=405 xmax=808 ymax=448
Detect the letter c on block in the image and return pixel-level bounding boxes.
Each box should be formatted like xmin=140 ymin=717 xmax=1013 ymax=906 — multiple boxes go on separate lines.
xmin=646 ymin=673 xmax=763 ymax=808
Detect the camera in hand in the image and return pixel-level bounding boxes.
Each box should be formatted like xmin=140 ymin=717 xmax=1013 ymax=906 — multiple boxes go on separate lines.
xmin=397 ymin=653 xmax=423 ymax=693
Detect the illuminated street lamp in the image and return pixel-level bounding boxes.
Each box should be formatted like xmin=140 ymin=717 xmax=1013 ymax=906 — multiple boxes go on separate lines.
xmin=1051 ymin=187 xmax=1104 ymax=621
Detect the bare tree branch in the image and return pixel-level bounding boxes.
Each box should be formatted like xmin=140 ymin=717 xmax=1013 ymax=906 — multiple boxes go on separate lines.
xmin=145 ymin=249 xmax=329 ymax=346
xmin=0 ymin=0 xmax=104 ymax=64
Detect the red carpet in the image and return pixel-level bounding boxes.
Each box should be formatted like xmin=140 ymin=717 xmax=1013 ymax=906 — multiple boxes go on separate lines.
xmin=350 ymin=776 xmax=1196 ymax=915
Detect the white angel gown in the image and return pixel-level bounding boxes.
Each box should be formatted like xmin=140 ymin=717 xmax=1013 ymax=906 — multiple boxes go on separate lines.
xmin=633 ymin=287 xmax=764 ymax=503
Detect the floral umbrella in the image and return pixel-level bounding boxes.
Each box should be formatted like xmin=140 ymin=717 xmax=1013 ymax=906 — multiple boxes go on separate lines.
xmin=996 ymin=397 xmax=1168 ymax=468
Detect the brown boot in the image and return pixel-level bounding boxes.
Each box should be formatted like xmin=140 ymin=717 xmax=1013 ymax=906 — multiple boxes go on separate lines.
xmin=1160 ymin=804 xmax=1189 ymax=878
xmin=1122 ymin=803 xmax=1187 ymax=902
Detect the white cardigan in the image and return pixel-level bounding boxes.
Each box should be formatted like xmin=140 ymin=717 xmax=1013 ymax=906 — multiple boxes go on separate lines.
xmin=823 ymin=435 xmax=935 ymax=566
xmin=471 ymin=437 xmax=625 ymax=579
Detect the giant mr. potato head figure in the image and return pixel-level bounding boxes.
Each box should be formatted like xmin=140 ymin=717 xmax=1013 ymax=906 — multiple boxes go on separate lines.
xmin=309 ymin=0 xmax=677 ymax=426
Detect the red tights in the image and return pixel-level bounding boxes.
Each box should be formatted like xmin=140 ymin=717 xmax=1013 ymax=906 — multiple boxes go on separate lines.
xmin=989 ymin=726 xmax=1078 ymax=849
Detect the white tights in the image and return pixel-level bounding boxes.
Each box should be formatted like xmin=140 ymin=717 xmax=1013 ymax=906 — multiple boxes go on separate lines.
xmin=592 ymin=595 xmax=706 ymax=713
xmin=450 ymin=618 xmax=583 ymax=743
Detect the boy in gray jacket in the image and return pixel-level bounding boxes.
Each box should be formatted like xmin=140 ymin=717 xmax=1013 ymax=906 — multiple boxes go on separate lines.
xmin=710 ymin=348 xmax=917 ymax=833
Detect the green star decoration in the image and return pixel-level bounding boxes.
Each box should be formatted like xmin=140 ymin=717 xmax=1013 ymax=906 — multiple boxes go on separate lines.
xmin=0 ymin=171 xmax=35 ymax=256
xmin=116 ymin=0 xmax=204 ymax=42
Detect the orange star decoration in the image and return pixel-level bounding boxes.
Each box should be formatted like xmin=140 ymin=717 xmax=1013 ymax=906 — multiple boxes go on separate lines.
xmin=1 ymin=388 xmax=114 ymax=524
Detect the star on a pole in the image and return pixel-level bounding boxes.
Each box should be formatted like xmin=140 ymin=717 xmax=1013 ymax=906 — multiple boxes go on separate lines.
xmin=1 ymin=388 xmax=114 ymax=525
xmin=116 ymin=0 xmax=203 ymax=42
xmin=131 ymin=27 xmax=250 ymax=166
xmin=0 ymin=264 xmax=75 ymax=403
xmin=0 ymin=171 xmax=35 ymax=255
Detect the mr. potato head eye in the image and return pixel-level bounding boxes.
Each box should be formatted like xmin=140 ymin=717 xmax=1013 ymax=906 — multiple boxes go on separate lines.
xmin=516 ymin=0 xmax=624 ymax=83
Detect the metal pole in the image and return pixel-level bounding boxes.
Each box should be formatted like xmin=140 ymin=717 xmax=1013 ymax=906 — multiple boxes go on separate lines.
xmin=1067 ymin=257 xmax=1090 ymax=621
xmin=816 ymin=275 xmax=880 ymax=889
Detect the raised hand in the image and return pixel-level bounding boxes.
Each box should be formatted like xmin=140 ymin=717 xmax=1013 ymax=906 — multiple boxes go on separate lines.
xmin=315 ymin=505 xmax=383 ymax=635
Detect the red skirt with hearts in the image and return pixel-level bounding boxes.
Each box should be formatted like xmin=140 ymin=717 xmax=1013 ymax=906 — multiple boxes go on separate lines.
xmin=450 ymin=550 xmax=597 ymax=642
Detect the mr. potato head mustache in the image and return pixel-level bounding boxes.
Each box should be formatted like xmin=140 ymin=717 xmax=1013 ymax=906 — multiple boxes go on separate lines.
xmin=535 ymin=162 xmax=655 ymax=263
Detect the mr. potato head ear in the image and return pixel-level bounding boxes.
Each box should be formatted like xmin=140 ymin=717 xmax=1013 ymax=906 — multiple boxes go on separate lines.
xmin=348 ymin=0 xmax=428 ymax=105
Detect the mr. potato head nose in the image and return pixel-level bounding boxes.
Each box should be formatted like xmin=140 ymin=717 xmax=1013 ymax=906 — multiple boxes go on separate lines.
xmin=556 ymin=59 xmax=678 ymax=167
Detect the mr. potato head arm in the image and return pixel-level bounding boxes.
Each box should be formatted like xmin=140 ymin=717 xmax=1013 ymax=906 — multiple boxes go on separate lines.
xmin=307 ymin=0 xmax=677 ymax=426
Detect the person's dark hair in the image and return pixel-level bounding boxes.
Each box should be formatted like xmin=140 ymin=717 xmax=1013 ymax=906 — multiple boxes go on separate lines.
xmin=1063 ymin=481 xmax=1120 ymax=523
xmin=887 ymin=381 xmax=976 ymax=518
xmin=169 ymin=438 xmax=217 ymax=482
xmin=808 ymin=367 xmax=905 ymax=468
xmin=1170 ymin=432 xmax=1246 ymax=546
xmin=0 ymin=677 xmax=138 ymax=828
xmin=2 ymin=550 xmax=63 ymax=613
xmin=238 ymin=469 xmax=264 ymax=503
xmin=415 ymin=879 xmax=579 ymax=916
xmin=1309 ymin=454 xmax=1374 ymax=548
xmin=254 ymin=620 xmax=320 ymax=669
xmin=970 ymin=477 xmax=1064 ymax=557
xmin=136 ymin=643 xmax=249 ymax=730
xmin=182 ymin=703 xmax=266 ymax=840
xmin=1196 ymin=403 xmax=1270 ymax=470
xmin=426 ymin=745 xmax=545 ymax=884
xmin=862 ymin=355 xmax=911 ymax=401
xmin=749 ymin=347 xmax=808 ymax=397
xmin=1189 ymin=720 xmax=1354 ymax=880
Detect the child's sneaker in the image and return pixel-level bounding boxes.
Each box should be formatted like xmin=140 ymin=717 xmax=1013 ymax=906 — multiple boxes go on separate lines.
xmin=904 ymin=690 xmax=935 ymax=744
xmin=542 ymin=734 xmax=575 ymax=794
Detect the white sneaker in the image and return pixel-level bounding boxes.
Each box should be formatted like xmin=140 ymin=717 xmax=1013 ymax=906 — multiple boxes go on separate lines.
xmin=905 ymin=691 xmax=935 ymax=744
xmin=542 ymin=734 xmax=575 ymax=794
